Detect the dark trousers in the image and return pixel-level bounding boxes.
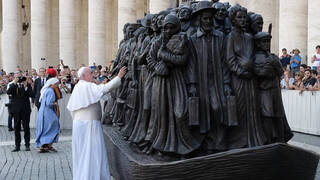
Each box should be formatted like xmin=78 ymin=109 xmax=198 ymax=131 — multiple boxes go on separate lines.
xmin=8 ymin=114 xmax=13 ymax=129
xmin=13 ymin=110 xmax=31 ymax=148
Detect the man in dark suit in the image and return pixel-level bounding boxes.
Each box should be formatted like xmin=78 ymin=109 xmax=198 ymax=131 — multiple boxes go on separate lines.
xmin=7 ymin=72 xmax=33 ymax=152
xmin=32 ymin=68 xmax=46 ymax=110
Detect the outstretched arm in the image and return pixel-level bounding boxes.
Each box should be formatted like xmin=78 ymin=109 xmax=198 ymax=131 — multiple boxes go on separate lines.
xmin=102 ymin=67 xmax=126 ymax=93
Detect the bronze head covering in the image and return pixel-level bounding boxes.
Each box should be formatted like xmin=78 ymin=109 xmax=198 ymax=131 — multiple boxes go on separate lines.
xmin=191 ymin=1 xmax=215 ymax=17
xmin=141 ymin=14 xmax=154 ymax=28
xmin=249 ymin=13 xmax=263 ymax=24
xmin=163 ymin=14 xmax=181 ymax=33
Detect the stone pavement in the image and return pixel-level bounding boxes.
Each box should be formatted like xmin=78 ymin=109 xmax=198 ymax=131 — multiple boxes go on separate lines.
xmin=0 ymin=126 xmax=73 ymax=180
xmin=1 ymin=125 xmax=320 ymax=180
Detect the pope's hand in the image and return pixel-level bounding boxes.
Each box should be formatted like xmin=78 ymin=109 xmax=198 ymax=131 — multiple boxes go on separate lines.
xmin=118 ymin=67 xmax=127 ymax=79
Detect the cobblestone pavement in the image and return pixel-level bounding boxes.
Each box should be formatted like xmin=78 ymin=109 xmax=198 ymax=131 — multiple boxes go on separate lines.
xmin=0 ymin=126 xmax=73 ymax=180
xmin=1 ymin=126 xmax=320 ymax=180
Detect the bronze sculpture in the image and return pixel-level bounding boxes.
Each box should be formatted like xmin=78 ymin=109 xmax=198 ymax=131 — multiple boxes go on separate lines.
xmin=253 ymin=32 xmax=293 ymax=143
xmin=212 ymin=2 xmax=232 ymax=35
xmin=187 ymin=1 xmax=230 ymax=153
xmin=107 ymin=0 xmax=293 ymax=157
xmin=102 ymin=2 xmax=320 ymax=180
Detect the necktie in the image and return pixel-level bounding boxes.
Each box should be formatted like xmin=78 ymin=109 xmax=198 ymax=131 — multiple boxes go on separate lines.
xmin=42 ymin=79 xmax=44 ymax=87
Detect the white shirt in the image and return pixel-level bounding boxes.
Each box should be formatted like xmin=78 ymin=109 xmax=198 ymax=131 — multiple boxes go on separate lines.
xmin=312 ymin=53 xmax=320 ymax=67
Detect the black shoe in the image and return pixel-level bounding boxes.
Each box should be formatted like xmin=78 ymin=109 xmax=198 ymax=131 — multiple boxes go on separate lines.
xmin=25 ymin=146 xmax=30 ymax=151
xmin=12 ymin=147 xmax=20 ymax=152
xmin=8 ymin=128 xmax=14 ymax=131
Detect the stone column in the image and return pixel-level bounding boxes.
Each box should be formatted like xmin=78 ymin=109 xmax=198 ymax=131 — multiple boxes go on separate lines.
xmin=149 ymin=0 xmax=171 ymax=14
xmin=246 ymin=0 xmax=279 ymax=54
xmin=105 ymin=0 xmax=114 ymax=63
xmin=2 ymin=0 xmax=20 ymax=72
xmin=308 ymin=0 xmax=320 ymax=65
xmin=118 ymin=0 xmax=136 ymax=44
xmin=59 ymin=0 xmax=77 ymax=68
xmin=279 ymin=0 xmax=308 ymax=63
xmin=89 ymin=0 xmax=106 ymax=66
xmin=31 ymin=0 xmax=49 ymax=70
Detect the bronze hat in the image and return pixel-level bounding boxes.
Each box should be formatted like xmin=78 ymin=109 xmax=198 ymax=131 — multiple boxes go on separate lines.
xmin=191 ymin=1 xmax=215 ymax=17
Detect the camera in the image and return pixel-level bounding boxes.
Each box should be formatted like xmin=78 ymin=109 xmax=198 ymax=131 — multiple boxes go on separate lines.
xmin=18 ymin=76 xmax=27 ymax=83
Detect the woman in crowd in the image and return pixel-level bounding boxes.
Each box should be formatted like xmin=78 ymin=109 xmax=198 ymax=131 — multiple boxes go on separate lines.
xmin=35 ymin=78 xmax=61 ymax=153
xmin=289 ymin=71 xmax=305 ymax=91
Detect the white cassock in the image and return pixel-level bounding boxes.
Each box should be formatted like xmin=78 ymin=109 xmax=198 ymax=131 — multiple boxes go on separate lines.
xmin=67 ymin=77 xmax=121 ymax=180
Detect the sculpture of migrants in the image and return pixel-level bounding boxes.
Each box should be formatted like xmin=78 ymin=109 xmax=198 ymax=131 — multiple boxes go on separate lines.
xmin=103 ymin=1 xmax=318 ymax=180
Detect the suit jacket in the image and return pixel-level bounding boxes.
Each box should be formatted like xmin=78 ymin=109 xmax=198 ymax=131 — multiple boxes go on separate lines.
xmin=7 ymin=83 xmax=32 ymax=114
xmin=33 ymin=77 xmax=46 ymax=108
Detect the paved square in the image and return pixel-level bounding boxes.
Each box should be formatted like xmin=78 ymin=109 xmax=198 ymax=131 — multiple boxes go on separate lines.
xmin=0 ymin=126 xmax=73 ymax=180
xmin=1 ymin=126 xmax=319 ymax=180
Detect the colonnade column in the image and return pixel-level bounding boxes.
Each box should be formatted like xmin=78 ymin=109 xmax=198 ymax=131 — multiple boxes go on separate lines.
xmin=59 ymin=0 xmax=77 ymax=68
xmin=31 ymin=0 xmax=49 ymax=70
xmin=149 ymin=0 xmax=171 ymax=14
xmin=2 ymin=0 xmax=20 ymax=73
xmin=105 ymin=0 xmax=114 ymax=62
xmin=279 ymin=0 xmax=308 ymax=63
xmin=307 ymin=0 xmax=320 ymax=65
xmin=89 ymin=0 xmax=106 ymax=66
xmin=118 ymin=0 xmax=136 ymax=44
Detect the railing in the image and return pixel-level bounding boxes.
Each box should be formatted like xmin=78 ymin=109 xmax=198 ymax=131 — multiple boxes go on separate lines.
xmin=282 ymin=90 xmax=320 ymax=135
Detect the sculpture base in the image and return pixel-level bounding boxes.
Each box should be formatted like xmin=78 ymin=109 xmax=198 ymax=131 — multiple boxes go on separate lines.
xmin=103 ymin=125 xmax=319 ymax=180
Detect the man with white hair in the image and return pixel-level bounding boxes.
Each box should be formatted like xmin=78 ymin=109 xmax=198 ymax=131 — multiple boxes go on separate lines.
xmin=67 ymin=66 xmax=126 ymax=180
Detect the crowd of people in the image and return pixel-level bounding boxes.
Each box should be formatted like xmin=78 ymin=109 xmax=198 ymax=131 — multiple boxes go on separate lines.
xmin=0 ymin=61 xmax=113 ymax=97
xmin=280 ymin=46 xmax=320 ymax=93
xmin=0 ymin=61 xmax=113 ymax=152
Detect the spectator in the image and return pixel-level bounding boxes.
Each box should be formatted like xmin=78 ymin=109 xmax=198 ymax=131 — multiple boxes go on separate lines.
xmin=303 ymin=69 xmax=318 ymax=90
xmin=300 ymin=64 xmax=307 ymax=73
xmin=97 ymin=65 xmax=102 ymax=71
xmin=33 ymin=68 xmax=47 ymax=110
xmin=31 ymin=68 xmax=38 ymax=81
xmin=0 ymin=79 xmax=7 ymax=94
xmin=281 ymin=69 xmax=295 ymax=89
xmin=7 ymin=72 xmax=33 ymax=152
xmin=16 ymin=66 xmax=23 ymax=74
xmin=316 ymin=73 xmax=320 ymax=90
xmin=280 ymin=48 xmax=291 ymax=70
xmin=90 ymin=62 xmax=97 ymax=71
xmin=99 ymin=69 xmax=107 ymax=82
xmin=311 ymin=45 xmax=320 ymax=70
xmin=70 ymin=69 xmax=78 ymax=91
xmin=290 ymin=49 xmax=302 ymax=76
xmin=311 ymin=69 xmax=318 ymax=79
xmin=290 ymin=71 xmax=304 ymax=90
xmin=60 ymin=77 xmax=72 ymax=94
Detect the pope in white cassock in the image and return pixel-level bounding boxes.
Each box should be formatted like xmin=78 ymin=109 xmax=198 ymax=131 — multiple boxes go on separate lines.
xmin=67 ymin=66 xmax=127 ymax=180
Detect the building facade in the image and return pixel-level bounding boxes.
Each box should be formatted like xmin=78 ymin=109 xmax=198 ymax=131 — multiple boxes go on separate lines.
xmin=0 ymin=0 xmax=318 ymax=72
